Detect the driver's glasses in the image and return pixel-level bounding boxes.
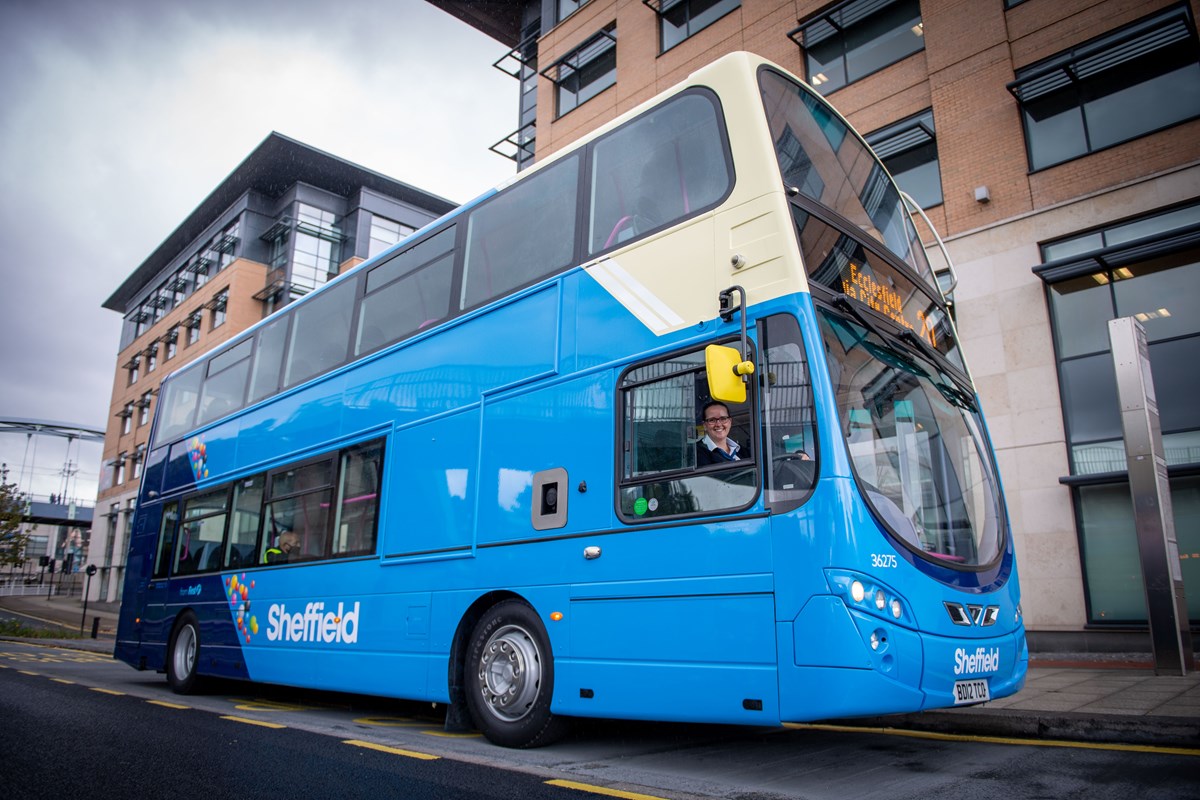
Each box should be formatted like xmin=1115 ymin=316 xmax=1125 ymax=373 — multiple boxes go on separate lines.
xmin=705 ymin=415 xmax=730 ymax=424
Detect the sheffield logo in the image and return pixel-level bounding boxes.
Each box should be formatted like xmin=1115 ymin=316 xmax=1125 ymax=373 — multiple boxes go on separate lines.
xmin=266 ymin=601 xmax=361 ymax=644
xmin=954 ymin=646 xmax=1000 ymax=675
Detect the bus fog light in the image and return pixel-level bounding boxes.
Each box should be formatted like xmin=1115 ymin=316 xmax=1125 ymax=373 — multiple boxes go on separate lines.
xmin=874 ymin=590 xmax=886 ymax=610
xmin=851 ymin=581 xmax=865 ymax=603
xmin=891 ymin=599 xmax=902 ymax=619
xmin=870 ymin=632 xmax=880 ymax=650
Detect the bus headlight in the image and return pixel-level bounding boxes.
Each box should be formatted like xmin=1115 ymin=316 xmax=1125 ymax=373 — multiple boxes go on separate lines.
xmin=825 ymin=569 xmax=911 ymax=627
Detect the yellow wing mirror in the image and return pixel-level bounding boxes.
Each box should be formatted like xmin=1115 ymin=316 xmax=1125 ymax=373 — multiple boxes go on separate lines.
xmin=705 ymin=344 xmax=754 ymax=403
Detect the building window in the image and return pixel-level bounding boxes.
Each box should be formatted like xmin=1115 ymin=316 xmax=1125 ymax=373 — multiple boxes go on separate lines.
xmin=139 ymin=391 xmax=153 ymax=427
xmin=215 ymin=219 xmax=240 ymax=269
xmin=134 ymin=305 xmax=151 ymax=338
xmin=168 ymin=270 xmax=190 ymax=307
xmin=865 ymin=108 xmax=942 ymax=209
xmin=191 ymin=255 xmax=211 ymax=288
xmin=368 ymin=215 xmax=415 ymax=259
xmin=290 ymin=204 xmax=342 ymax=298
xmin=1038 ymin=202 xmax=1200 ymax=624
xmin=1008 ymin=5 xmax=1200 ymax=171
xmin=146 ymin=349 xmax=157 ymax=373
xmin=210 ymin=289 xmax=228 ymax=329
xmin=791 ymin=0 xmax=924 ymax=95
xmin=104 ymin=505 xmax=119 ymax=566
xmin=127 ymin=358 xmax=139 ymax=386
xmin=165 ymin=328 xmax=178 ymax=360
xmin=115 ymin=454 xmax=127 ymax=486
xmin=655 ymin=0 xmax=740 ymax=52
xmin=186 ymin=313 xmax=202 ymax=346
xmin=543 ymin=26 xmax=617 ymax=117
xmin=558 ymin=0 xmax=590 ymax=23
xmin=132 ymin=446 xmax=145 ymax=480
xmin=490 ymin=21 xmax=541 ymax=171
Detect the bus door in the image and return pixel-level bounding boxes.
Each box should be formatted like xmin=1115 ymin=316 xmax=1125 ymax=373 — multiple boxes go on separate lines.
xmin=550 ymin=313 xmax=818 ymax=722
xmin=141 ymin=499 xmax=180 ymax=652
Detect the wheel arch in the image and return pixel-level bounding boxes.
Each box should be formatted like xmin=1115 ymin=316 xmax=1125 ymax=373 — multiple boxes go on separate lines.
xmin=445 ymin=590 xmax=529 ymax=731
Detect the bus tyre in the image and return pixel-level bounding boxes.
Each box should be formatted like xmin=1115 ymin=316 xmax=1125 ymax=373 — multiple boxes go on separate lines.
xmin=465 ymin=600 xmax=566 ymax=748
xmin=167 ymin=612 xmax=202 ymax=694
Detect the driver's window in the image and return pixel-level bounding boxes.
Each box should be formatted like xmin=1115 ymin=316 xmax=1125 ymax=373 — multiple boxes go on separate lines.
xmin=618 ymin=344 xmax=757 ymax=522
xmin=760 ymin=313 xmax=819 ymax=512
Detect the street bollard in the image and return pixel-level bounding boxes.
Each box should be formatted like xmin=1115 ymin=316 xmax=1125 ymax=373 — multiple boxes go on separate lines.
xmin=91 ymin=617 xmax=100 ymax=639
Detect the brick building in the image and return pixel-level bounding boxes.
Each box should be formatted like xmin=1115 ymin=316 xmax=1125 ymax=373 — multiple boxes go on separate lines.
xmin=429 ymin=0 xmax=1200 ymax=648
xmin=89 ymin=133 xmax=455 ymax=603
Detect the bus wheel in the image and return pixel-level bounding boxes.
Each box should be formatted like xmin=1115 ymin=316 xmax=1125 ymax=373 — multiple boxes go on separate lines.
xmin=465 ymin=600 xmax=566 ymax=748
xmin=167 ymin=612 xmax=202 ymax=694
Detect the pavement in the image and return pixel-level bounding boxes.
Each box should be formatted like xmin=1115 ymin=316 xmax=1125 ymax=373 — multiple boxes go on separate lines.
xmin=2 ymin=592 xmax=1197 ymax=750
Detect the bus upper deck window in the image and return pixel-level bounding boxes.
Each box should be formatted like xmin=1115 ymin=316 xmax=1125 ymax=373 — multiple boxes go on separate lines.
xmin=589 ymin=91 xmax=732 ymax=254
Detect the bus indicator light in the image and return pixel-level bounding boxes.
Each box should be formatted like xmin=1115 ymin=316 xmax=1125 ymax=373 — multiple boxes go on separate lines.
xmin=550 ymin=612 xmax=564 ymax=622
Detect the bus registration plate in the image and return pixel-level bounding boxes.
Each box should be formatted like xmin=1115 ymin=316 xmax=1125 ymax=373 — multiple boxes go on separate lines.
xmin=953 ymin=678 xmax=990 ymax=705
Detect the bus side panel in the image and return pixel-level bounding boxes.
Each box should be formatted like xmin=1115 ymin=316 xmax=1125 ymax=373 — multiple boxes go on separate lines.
xmin=556 ymin=591 xmax=779 ymax=724
xmin=550 ymin=515 xmax=776 ymax=723
xmin=172 ymin=575 xmax=249 ymax=679
xmin=382 ymin=409 xmax=479 ymax=558
xmin=475 ymin=374 xmax=616 ymax=546
xmin=228 ymin=561 xmax=435 ymax=698
xmin=232 ymin=376 xmax=351 ymax=471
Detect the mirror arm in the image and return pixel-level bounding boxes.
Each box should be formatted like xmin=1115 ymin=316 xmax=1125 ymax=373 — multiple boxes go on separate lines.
xmin=718 ymin=285 xmax=755 ymax=381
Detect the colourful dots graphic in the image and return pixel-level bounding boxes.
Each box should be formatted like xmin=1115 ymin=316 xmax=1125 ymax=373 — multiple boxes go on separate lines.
xmin=227 ymin=571 xmax=259 ymax=643
xmin=187 ymin=437 xmax=209 ymax=481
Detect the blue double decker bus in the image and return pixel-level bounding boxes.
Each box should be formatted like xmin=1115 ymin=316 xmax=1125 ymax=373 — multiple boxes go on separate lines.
xmin=117 ymin=52 xmax=1026 ymax=747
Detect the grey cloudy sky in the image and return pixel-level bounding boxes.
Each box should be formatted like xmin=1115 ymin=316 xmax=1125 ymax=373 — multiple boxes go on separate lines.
xmin=0 ymin=0 xmax=516 ymax=499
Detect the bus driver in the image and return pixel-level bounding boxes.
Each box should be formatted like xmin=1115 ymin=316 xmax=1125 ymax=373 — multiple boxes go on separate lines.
xmin=264 ymin=531 xmax=300 ymax=564
xmin=696 ymin=401 xmax=743 ymax=465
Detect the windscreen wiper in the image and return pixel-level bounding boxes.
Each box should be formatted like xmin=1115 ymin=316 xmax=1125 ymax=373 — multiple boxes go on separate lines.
xmin=897 ymin=328 xmax=941 ymax=367
xmin=830 ymin=294 xmax=927 ymax=377
xmin=896 ymin=329 xmax=977 ymax=412
xmin=934 ymin=380 xmax=977 ymax=411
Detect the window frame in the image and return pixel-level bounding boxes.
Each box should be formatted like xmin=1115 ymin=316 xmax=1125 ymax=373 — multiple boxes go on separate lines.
xmin=865 ymin=107 xmax=943 ymax=210
xmin=150 ymin=437 xmax=385 ymax=578
xmin=790 ymin=0 xmax=925 ymax=96
xmin=585 ymin=87 xmax=735 ymax=258
xmin=652 ymin=0 xmax=741 ymax=53
xmin=615 ymin=337 xmax=761 ymax=524
xmin=543 ymin=26 xmax=618 ymax=118
xmin=210 ymin=289 xmax=229 ymax=330
xmin=1007 ymin=4 xmax=1200 ymax=172
xmin=173 ymin=485 xmax=231 ymax=576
